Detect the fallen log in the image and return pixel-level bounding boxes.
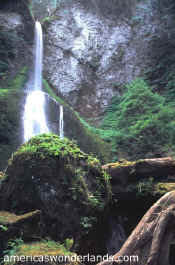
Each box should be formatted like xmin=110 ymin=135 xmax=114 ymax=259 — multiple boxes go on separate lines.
xmin=103 ymin=157 xmax=175 ymax=180
xmin=99 ymin=191 xmax=175 ymax=265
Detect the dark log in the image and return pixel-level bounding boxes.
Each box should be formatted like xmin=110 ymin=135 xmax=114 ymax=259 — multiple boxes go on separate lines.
xmin=103 ymin=157 xmax=175 ymax=179
xmin=98 ymin=191 xmax=175 ymax=265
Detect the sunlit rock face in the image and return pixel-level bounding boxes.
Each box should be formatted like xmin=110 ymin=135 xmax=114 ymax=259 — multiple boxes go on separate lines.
xmin=0 ymin=12 xmax=22 ymax=30
xmin=44 ymin=0 xmax=175 ymax=123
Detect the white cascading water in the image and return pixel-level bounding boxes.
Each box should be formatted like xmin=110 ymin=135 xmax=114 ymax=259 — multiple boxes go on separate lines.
xmin=23 ymin=21 xmax=49 ymax=142
xmin=59 ymin=105 xmax=64 ymax=139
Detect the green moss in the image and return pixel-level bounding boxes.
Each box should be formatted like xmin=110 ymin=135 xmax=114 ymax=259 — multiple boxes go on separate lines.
xmin=3 ymin=238 xmax=24 ymax=259
xmin=0 ymin=67 xmax=27 ymax=92
xmin=8 ymin=67 xmax=28 ymax=91
xmin=4 ymin=239 xmax=78 ymax=265
xmin=154 ymin=182 xmax=175 ymax=195
xmin=13 ymin=240 xmax=73 ymax=256
xmin=73 ymin=114 xmax=112 ymax=163
xmin=0 ymin=171 xmax=6 ymax=181
xmin=127 ymin=179 xmax=175 ymax=198
xmin=103 ymin=160 xmax=136 ymax=169
xmin=0 ymin=210 xmax=40 ymax=225
xmin=13 ymin=134 xmax=95 ymax=163
xmin=0 ymin=89 xmax=10 ymax=95
xmin=43 ymin=79 xmax=66 ymax=106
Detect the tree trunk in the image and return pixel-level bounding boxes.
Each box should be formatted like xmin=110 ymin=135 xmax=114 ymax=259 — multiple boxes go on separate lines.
xmin=99 ymin=191 xmax=175 ymax=265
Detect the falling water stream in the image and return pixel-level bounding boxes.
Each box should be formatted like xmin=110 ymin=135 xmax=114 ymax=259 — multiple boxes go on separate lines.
xmin=23 ymin=21 xmax=64 ymax=142
xmin=59 ymin=105 xmax=64 ymax=139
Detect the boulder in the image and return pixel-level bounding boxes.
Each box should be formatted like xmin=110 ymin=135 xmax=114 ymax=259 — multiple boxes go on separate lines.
xmin=0 ymin=134 xmax=110 ymax=243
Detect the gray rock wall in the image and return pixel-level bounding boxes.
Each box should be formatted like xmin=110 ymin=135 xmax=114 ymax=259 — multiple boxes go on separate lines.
xmin=44 ymin=0 xmax=175 ymax=122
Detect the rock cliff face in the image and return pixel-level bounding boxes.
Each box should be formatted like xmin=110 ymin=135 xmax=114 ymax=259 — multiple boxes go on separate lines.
xmin=0 ymin=0 xmax=34 ymax=80
xmin=44 ymin=0 xmax=175 ymax=122
xmin=0 ymin=1 xmax=31 ymax=170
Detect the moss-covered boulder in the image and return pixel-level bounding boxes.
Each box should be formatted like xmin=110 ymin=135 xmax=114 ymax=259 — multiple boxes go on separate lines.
xmin=0 ymin=134 xmax=110 ymax=244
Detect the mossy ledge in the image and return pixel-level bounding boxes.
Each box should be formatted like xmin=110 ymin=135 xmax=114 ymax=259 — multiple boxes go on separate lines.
xmin=3 ymin=239 xmax=79 ymax=265
xmin=0 ymin=210 xmax=41 ymax=226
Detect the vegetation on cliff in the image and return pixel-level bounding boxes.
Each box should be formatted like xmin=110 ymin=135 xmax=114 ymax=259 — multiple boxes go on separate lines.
xmin=91 ymin=78 xmax=175 ymax=160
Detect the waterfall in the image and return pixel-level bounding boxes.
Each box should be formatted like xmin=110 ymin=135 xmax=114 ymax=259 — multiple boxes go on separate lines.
xmin=34 ymin=21 xmax=43 ymax=91
xmin=23 ymin=21 xmax=49 ymax=142
xmin=59 ymin=105 xmax=64 ymax=139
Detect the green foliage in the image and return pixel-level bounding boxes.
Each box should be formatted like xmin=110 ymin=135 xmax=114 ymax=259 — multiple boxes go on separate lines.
xmin=14 ymin=134 xmax=89 ymax=161
xmin=43 ymin=79 xmax=66 ymax=106
xmin=3 ymin=238 xmax=23 ymax=256
xmin=99 ymin=78 xmax=175 ymax=159
xmin=38 ymin=239 xmax=71 ymax=253
xmin=80 ymin=216 xmax=97 ymax=232
xmin=64 ymin=238 xmax=74 ymax=250
xmin=136 ymin=177 xmax=154 ymax=196
xmin=0 ymin=224 xmax=8 ymax=231
xmin=0 ymin=172 xmax=6 ymax=183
